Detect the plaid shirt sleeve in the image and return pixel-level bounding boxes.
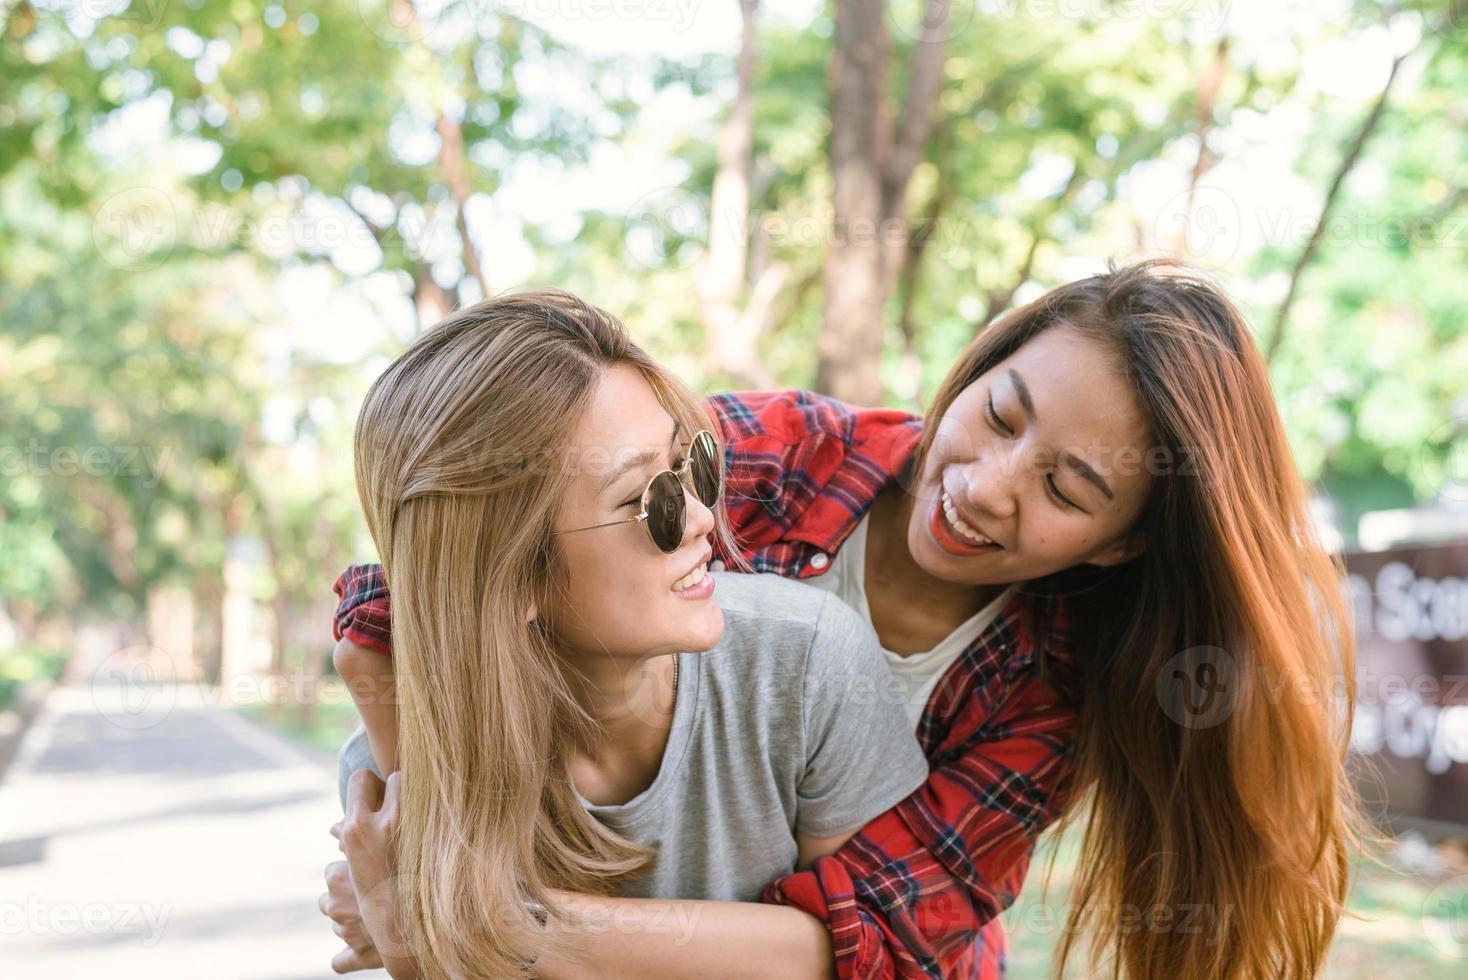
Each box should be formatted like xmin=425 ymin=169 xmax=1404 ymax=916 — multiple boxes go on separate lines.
xmin=705 ymin=389 xmax=923 ymax=571
xmin=759 ymin=653 xmax=1077 ymax=979
xmin=331 ymin=563 xmax=392 ymax=654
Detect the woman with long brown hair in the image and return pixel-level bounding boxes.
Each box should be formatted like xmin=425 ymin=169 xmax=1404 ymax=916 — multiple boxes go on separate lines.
xmin=327 ymin=260 xmax=1359 ymax=979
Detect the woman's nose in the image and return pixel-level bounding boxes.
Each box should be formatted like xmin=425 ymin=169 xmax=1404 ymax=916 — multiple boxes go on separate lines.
xmin=957 ymin=456 xmax=1017 ymax=520
xmin=683 ymin=486 xmax=716 ymax=545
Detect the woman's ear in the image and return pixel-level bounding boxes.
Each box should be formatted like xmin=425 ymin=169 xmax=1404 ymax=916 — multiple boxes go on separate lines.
xmin=524 ymin=602 xmax=538 ymax=624
xmin=1087 ymin=533 xmax=1144 ymax=568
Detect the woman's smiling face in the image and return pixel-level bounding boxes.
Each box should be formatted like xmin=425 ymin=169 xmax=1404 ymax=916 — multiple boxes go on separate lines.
xmin=906 ymin=325 xmax=1157 ymax=586
xmin=543 ymin=363 xmax=725 ymax=660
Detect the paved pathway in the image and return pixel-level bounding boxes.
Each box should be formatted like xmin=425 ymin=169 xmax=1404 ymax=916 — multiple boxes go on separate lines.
xmin=0 ymin=677 xmax=382 ymax=980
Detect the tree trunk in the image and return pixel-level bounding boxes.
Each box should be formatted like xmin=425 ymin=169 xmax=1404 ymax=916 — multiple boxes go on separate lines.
xmin=1174 ymin=35 xmax=1231 ymax=255
xmin=194 ymin=572 xmax=223 ymax=686
xmin=412 ymin=264 xmax=457 ymax=331
xmin=697 ymin=0 xmax=773 ymax=387
xmin=817 ymin=0 xmax=947 ymax=405
xmin=435 ymin=114 xmax=490 ymax=298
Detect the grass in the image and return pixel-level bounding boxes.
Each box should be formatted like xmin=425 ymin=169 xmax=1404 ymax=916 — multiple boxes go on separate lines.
xmin=999 ymin=827 xmax=1468 ymax=977
xmin=237 ymin=680 xmax=365 ymax=755
xmin=0 ymin=646 xmax=68 ymax=712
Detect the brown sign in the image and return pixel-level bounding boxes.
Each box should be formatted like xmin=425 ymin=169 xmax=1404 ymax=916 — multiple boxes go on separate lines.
xmin=1345 ymin=541 xmax=1468 ymax=834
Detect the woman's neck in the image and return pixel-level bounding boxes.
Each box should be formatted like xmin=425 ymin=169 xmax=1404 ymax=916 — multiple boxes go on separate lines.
xmin=560 ymin=650 xmax=677 ymax=805
xmin=864 ymin=481 xmax=1008 ymax=652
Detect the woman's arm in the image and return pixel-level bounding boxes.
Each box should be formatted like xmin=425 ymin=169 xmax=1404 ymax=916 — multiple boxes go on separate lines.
xmin=762 ymin=672 xmax=1078 ymax=978
xmin=534 ymin=889 xmax=835 ymax=980
xmin=330 ymin=780 xmax=853 ymax=980
xmin=334 ymin=638 xmax=399 ymax=774
xmin=501 ymin=825 xmax=860 ymax=980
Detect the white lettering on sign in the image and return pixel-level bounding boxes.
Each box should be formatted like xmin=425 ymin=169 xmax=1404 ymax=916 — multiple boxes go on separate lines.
xmin=1349 ymin=563 xmax=1468 ymax=643
xmin=1352 ymin=695 xmax=1468 ymax=774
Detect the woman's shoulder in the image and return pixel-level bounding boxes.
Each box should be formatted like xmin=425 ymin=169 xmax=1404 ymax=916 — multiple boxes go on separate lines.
xmin=709 ymin=571 xmax=844 ymax=643
xmin=708 ymin=573 xmax=884 ymax=679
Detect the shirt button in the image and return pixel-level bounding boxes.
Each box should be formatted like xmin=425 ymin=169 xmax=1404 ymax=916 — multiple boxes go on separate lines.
xmin=809 ymin=552 xmax=830 ymax=570
xmin=709 ymin=560 xmax=725 ymax=572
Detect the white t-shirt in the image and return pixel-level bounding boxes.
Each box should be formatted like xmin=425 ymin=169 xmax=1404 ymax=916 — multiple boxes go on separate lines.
xmin=796 ymin=514 xmax=1016 ymax=727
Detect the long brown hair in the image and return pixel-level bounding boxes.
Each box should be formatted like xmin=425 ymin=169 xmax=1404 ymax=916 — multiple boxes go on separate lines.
xmin=353 ymin=289 xmax=739 ymax=977
xmin=915 ymin=260 xmax=1359 ymax=978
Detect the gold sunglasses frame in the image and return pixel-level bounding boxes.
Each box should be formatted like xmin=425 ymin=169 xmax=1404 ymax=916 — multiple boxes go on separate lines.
xmin=551 ymin=429 xmax=721 ymax=554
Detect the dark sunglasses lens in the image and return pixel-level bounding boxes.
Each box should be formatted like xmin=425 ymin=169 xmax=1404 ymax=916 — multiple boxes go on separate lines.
xmin=688 ymin=431 xmax=721 ymax=507
xmin=645 ymin=470 xmax=685 ymax=553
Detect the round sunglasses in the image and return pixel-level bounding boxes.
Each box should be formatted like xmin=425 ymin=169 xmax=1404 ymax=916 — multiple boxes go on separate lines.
xmin=553 ymin=429 xmax=722 ymax=554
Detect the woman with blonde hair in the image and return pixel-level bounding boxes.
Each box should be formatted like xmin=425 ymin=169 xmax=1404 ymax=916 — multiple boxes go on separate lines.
xmin=333 ymin=289 xmax=928 ymax=978
xmin=329 ymin=261 xmax=1360 ymax=979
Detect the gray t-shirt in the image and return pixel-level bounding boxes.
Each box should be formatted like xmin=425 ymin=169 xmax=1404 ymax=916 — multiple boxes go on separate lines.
xmin=337 ymin=571 xmax=926 ymax=902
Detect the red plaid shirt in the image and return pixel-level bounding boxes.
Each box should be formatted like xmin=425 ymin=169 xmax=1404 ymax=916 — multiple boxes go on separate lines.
xmin=332 ymin=389 xmax=1079 ymax=979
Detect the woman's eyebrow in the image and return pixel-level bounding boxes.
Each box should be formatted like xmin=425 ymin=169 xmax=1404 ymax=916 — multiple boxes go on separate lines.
xmin=1063 ymin=453 xmax=1115 ymax=500
xmin=1007 ymin=368 xmax=1113 ymax=500
xmin=599 ymin=419 xmax=681 ymax=494
xmin=1008 ymin=369 xmax=1037 ymax=420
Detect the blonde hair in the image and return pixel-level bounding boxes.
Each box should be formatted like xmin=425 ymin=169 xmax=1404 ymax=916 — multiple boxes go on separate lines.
xmin=354 ymin=289 xmax=739 ymax=977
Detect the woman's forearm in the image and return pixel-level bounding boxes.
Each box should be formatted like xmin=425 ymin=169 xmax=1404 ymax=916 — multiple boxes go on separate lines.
xmin=534 ymin=890 xmax=835 ymax=980
xmin=334 ymin=638 xmax=399 ymax=773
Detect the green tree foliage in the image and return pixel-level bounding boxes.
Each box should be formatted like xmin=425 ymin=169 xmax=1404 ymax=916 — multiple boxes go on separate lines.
xmin=2 ymin=0 xmax=1463 ymax=662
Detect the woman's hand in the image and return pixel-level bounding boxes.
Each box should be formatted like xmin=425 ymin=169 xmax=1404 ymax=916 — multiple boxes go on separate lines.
xmin=319 ymin=858 xmax=383 ymax=973
xmin=336 ymin=769 xmax=419 ymax=980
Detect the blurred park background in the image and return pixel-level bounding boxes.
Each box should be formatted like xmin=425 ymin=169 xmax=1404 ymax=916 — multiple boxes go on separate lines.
xmin=2 ymin=0 xmax=1467 ymax=976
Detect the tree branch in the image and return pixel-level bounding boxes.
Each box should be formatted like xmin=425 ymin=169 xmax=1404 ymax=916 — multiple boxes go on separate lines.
xmin=1265 ymin=47 xmax=1409 ymax=362
xmin=434 ymin=114 xmax=489 ymax=298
